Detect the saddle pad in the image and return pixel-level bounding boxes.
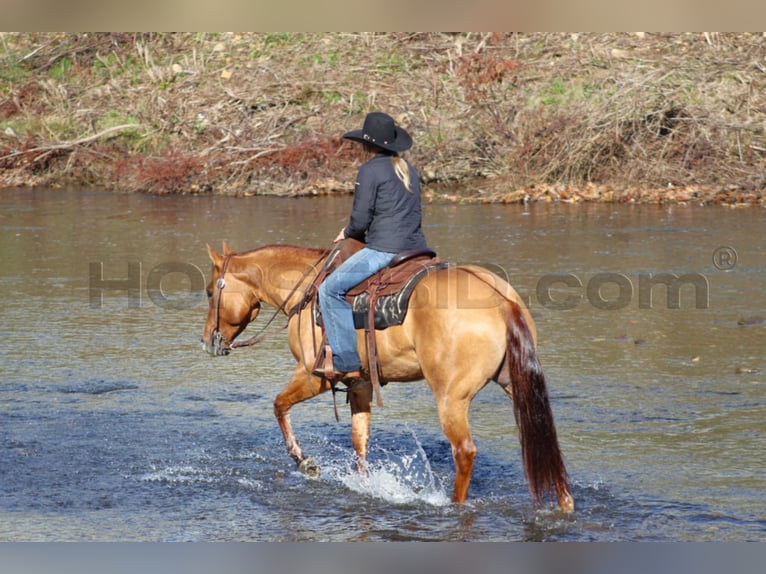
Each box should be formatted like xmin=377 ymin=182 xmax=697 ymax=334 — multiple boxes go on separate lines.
xmin=351 ymin=261 xmax=452 ymax=330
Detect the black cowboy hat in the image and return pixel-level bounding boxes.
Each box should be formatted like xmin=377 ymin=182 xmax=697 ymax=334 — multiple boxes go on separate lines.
xmin=342 ymin=111 xmax=412 ymax=153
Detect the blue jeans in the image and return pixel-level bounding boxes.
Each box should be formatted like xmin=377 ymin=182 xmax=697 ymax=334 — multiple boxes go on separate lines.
xmin=318 ymin=247 xmax=395 ymax=372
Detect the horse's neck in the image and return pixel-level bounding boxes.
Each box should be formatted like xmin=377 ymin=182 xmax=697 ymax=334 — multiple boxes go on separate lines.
xmin=236 ymin=245 xmax=325 ymax=312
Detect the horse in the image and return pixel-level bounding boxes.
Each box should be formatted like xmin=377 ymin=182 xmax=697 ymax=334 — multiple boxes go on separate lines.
xmin=201 ymin=241 xmax=574 ymax=512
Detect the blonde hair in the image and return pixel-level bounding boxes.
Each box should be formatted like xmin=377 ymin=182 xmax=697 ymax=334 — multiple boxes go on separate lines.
xmin=392 ymin=156 xmax=412 ymax=192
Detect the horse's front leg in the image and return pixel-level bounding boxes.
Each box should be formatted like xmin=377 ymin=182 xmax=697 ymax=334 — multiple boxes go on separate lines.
xmin=273 ymin=367 xmax=329 ymax=476
xmin=347 ymin=379 xmax=374 ymax=472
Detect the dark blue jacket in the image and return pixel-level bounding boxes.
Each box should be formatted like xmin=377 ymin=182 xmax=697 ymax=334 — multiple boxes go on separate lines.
xmin=344 ymin=153 xmax=428 ymax=253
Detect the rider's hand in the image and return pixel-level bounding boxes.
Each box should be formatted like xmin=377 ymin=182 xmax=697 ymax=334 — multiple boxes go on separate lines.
xmin=333 ymin=228 xmax=346 ymax=243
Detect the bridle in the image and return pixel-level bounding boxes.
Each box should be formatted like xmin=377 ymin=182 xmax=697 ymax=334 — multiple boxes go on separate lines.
xmin=209 ymin=253 xmax=237 ymax=354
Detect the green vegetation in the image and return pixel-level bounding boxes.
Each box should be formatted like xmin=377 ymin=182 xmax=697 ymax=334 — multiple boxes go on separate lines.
xmin=0 ymin=32 xmax=764 ymax=204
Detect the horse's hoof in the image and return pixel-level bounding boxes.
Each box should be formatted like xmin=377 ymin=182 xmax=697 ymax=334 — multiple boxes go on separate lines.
xmin=299 ymin=457 xmax=320 ymax=478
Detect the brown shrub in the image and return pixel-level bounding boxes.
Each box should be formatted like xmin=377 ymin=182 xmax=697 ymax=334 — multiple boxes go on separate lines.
xmin=112 ymin=151 xmax=211 ymax=194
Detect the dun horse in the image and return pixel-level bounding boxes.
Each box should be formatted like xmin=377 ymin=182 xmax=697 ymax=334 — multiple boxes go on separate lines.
xmin=201 ymin=241 xmax=574 ymax=512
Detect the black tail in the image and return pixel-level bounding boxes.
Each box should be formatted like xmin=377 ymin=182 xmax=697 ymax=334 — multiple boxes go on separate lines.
xmin=504 ymin=304 xmax=570 ymax=505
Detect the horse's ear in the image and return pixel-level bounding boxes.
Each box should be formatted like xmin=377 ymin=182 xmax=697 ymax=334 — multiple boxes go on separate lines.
xmin=206 ymin=243 xmax=222 ymax=267
xmin=222 ymin=241 xmax=232 ymax=256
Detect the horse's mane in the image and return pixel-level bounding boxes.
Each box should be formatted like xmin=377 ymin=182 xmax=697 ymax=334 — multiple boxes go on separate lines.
xmin=235 ymin=244 xmax=330 ymax=259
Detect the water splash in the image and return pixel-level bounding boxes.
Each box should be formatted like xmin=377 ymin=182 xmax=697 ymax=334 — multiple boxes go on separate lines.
xmin=317 ymin=425 xmax=451 ymax=506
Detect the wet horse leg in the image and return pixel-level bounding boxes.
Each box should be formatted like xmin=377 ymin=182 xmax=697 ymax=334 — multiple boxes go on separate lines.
xmin=347 ymin=379 xmax=373 ymax=472
xmin=436 ymin=396 xmax=476 ymax=503
xmin=273 ymin=368 xmax=329 ymax=476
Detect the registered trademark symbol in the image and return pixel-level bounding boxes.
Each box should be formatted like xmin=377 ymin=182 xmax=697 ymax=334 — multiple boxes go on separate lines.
xmin=712 ymin=246 xmax=738 ymax=271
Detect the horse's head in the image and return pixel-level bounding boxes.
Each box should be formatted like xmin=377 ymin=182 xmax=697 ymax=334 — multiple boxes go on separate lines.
xmin=201 ymin=242 xmax=262 ymax=356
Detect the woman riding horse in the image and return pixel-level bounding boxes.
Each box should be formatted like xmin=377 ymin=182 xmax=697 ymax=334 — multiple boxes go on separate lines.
xmin=317 ymin=112 xmax=429 ymax=392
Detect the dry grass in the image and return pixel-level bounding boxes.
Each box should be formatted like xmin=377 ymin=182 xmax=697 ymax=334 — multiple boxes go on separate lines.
xmin=1 ymin=32 xmax=765 ymax=204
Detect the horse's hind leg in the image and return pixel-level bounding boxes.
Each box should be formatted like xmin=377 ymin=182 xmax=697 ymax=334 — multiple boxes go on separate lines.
xmin=436 ymin=396 xmax=476 ymax=503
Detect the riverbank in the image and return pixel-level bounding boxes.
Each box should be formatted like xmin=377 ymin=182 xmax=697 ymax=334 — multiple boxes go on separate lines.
xmin=1 ymin=33 xmax=765 ymax=205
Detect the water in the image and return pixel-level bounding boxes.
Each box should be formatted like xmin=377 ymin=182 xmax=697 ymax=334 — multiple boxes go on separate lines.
xmin=1 ymin=188 xmax=764 ymax=541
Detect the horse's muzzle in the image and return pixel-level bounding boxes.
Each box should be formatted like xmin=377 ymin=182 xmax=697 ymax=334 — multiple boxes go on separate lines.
xmin=203 ymin=330 xmax=231 ymax=356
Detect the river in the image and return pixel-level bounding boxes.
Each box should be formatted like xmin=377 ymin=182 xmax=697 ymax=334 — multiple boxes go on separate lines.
xmin=0 ymin=188 xmax=764 ymax=541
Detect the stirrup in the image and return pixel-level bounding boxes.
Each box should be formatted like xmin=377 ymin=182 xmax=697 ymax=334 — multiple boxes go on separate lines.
xmin=311 ymin=367 xmax=329 ymax=379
